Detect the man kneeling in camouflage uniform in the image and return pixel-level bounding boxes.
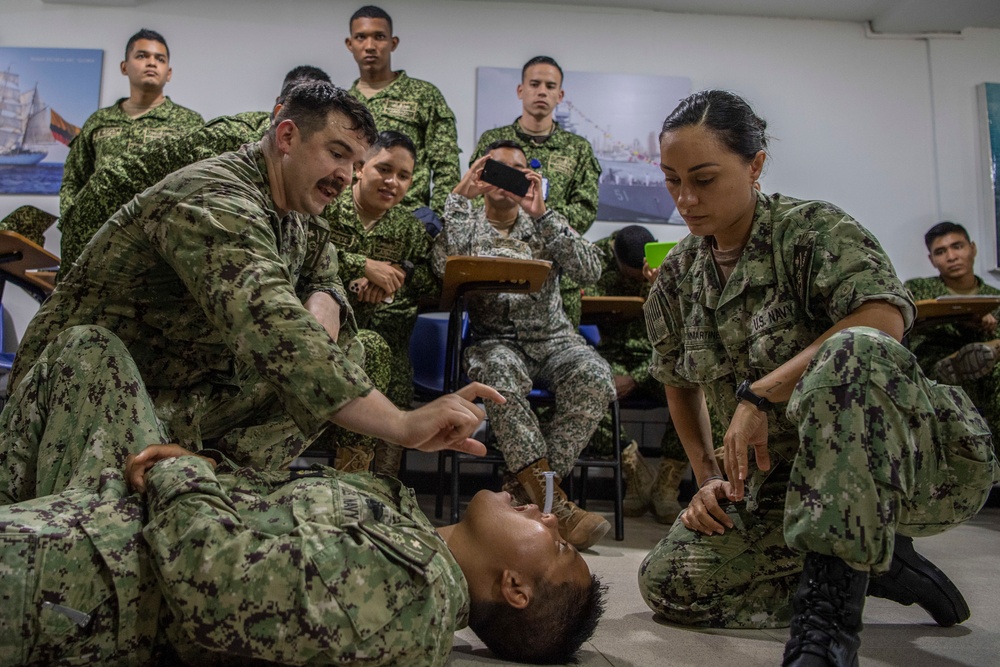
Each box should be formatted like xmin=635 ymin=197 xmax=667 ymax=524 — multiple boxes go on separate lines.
xmin=0 ymin=326 xmax=604 ymax=666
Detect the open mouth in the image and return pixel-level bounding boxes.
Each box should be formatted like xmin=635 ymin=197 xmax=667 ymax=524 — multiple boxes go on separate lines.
xmin=317 ymin=180 xmax=340 ymax=201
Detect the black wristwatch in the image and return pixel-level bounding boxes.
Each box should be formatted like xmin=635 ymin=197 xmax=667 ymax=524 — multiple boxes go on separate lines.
xmin=735 ymin=379 xmax=773 ymax=412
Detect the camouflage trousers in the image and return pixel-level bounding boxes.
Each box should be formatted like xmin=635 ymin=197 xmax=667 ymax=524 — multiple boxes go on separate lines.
xmin=0 ymin=325 xmax=168 ymax=504
xmin=639 ymin=327 xmax=995 ymax=628
xmin=466 ymin=336 xmax=615 ymax=478
xmin=954 ymin=362 xmax=1000 ymax=463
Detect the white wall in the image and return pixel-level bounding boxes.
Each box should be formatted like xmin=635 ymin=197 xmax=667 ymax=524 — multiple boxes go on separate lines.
xmin=2 ymin=0 xmax=999 ymax=344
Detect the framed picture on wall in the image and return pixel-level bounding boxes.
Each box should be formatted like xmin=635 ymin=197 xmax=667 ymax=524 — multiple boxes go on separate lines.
xmin=0 ymin=47 xmax=103 ymax=196
xmin=475 ymin=67 xmax=690 ymax=225
xmin=978 ymin=82 xmax=1000 ymax=272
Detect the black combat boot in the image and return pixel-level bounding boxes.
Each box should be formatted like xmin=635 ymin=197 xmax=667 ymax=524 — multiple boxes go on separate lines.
xmin=783 ymin=553 xmax=869 ymax=667
xmin=867 ymin=534 xmax=970 ymax=627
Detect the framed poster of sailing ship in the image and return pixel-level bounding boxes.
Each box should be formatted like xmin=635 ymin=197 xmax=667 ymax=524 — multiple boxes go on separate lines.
xmin=0 ymin=47 xmax=103 ymax=195
xmin=475 ymin=67 xmax=691 ymax=224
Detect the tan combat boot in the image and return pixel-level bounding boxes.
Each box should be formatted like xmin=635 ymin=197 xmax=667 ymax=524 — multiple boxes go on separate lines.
xmin=333 ymin=444 xmax=374 ymax=473
xmin=934 ymin=339 xmax=1000 ymax=385
xmin=516 ymin=459 xmax=611 ymax=550
xmin=651 ymin=458 xmax=687 ymax=524
xmin=622 ymin=440 xmax=653 ymax=517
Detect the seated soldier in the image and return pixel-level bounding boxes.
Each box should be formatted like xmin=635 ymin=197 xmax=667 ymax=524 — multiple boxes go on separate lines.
xmin=432 ymin=140 xmax=616 ymax=550
xmin=585 ymin=225 xmax=693 ymax=524
xmin=0 ymin=326 xmax=604 ymax=666
xmin=327 ymin=130 xmax=440 ymax=476
xmin=905 ymin=221 xmax=1000 ymax=452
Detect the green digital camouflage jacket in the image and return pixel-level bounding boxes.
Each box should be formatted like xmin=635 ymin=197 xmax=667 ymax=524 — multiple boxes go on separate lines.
xmin=58 ymin=111 xmax=270 ymax=271
xmin=59 ymin=97 xmax=204 ymax=221
xmin=14 ymin=142 xmax=370 ymax=454
xmin=472 ymin=120 xmax=601 ymax=234
xmin=644 ymin=191 xmax=915 ymax=467
xmin=349 ymin=72 xmax=460 ymax=216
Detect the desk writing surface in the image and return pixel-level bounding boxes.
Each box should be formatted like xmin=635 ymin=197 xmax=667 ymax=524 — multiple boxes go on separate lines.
xmin=439 ymin=256 xmax=550 ymax=310
xmin=580 ymin=296 xmax=645 ymax=324
xmin=0 ymin=231 xmax=59 ymax=295
xmin=914 ymin=296 xmax=1000 ymax=322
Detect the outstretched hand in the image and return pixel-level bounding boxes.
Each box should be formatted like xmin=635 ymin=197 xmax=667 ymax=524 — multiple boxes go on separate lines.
xmin=398 ymin=382 xmax=505 ymax=456
xmin=125 ymin=444 xmax=217 ymax=494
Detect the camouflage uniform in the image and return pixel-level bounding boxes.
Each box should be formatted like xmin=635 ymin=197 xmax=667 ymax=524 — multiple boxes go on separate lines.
xmin=58 ymin=111 xmax=269 ymax=272
xmin=473 ymin=120 xmax=602 ymax=325
xmin=328 ymin=188 xmax=440 ymax=408
xmin=638 ymin=192 xmax=995 ymax=628
xmin=349 ymin=72 xmax=460 ymax=216
xmin=904 ymin=275 xmax=1000 ymax=447
xmin=0 ymin=327 xmax=468 ymax=666
xmin=58 ymin=98 xmax=203 ymax=222
xmin=0 ymin=206 xmax=56 ymax=247
xmin=10 ymin=142 xmax=373 ymax=476
xmin=432 ymin=193 xmax=615 ymax=478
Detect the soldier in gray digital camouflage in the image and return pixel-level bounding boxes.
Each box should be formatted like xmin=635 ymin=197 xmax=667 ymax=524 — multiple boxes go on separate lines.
xmin=59 ymin=29 xmax=203 ymax=233
xmin=904 ymin=221 xmax=1000 ymax=457
xmin=345 ymin=5 xmax=461 ymax=222
xmin=0 ymin=324 xmax=604 ymax=666
xmin=5 ymin=82 xmax=491 ymax=487
xmin=637 ymin=90 xmax=995 ymax=667
xmin=325 ymin=130 xmax=440 ymax=476
xmin=433 ymin=139 xmax=616 ymax=551
xmin=57 ymin=65 xmax=331 ymax=272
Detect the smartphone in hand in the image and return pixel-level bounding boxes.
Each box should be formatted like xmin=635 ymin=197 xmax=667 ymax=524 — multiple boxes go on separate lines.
xmin=480 ymin=158 xmax=531 ymax=197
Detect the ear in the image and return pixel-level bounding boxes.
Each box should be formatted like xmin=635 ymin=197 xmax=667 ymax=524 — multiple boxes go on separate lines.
xmin=344 ymin=37 xmax=353 ymax=51
xmin=556 ymin=88 xmax=565 ymax=104
xmin=165 ymin=66 xmax=173 ymax=84
xmin=390 ymin=36 xmax=399 ymax=52
xmin=500 ymin=569 xmax=532 ymax=610
xmin=749 ymin=150 xmax=766 ymax=182
xmin=970 ymin=241 xmax=978 ymax=260
xmin=273 ymin=119 xmax=298 ymax=154
xmin=120 ymin=60 xmax=128 ymax=76
xmin=516 ymin=83 xmax=525 ymax=101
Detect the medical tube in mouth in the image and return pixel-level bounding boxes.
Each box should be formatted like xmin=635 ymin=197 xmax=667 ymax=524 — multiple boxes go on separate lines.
xmin=543 ymin=471 xmax=555 ymax=514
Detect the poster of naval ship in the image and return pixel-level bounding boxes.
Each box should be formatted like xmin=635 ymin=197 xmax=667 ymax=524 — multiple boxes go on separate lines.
xmin=0 ymin=47 xmax=102 ymax=195
xmin=475 ymin=67 xmax=690 ymax=224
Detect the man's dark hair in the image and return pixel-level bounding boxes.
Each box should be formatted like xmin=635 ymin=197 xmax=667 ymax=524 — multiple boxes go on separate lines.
xmin=371 ymin=130 xmax=416 ymax=162
xmin=468 ymin=575 xmax=606 ymax=664
xmin=661 ymin=90 xmax=768 ymax=163
xmin=924 ymin=221 xmax=970 ymax=250
xmin=485 ymin=138 xmax=525 ymax=156
xmin=277 ymin=65 xmax=332 ymax=105
xmin=614 ymin=225 xmax=656 ymax=270
xmin=521 ymin=56 xmax=564 ymax=84
xmin=350 ymin=5 xmax=393 ymax=33
xmin=125 ymin=28 xmax=169 ymax=60
xmin=270 ymin=81 xmax=377 ymax=146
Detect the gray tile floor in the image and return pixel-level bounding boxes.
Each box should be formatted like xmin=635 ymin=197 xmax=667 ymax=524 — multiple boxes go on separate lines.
xmin=430 ymin=498 xmax=1000 ymax=667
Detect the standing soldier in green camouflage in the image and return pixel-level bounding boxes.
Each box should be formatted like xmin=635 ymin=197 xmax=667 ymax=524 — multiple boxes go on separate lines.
xmin=0 ymin=325 xmax=603 ymax=666
xmin=345 ymin=5 xmax=460 ymax=222
xmin=585 ymin=225 xmax=693 ymax=524
xmin=57 ymin=65 xmax=329 ymax=272
xmin=472 ymin=55 xmax=602 ymax=325
xmin=434 ymin=141 xmax=616 ymax=550
xmin=58 ymin=29 xmax=202 ymax=231
xmin=5 ymin=83 xmax=490 ymax=493
xmin=327 ymin=130 xmax=440 ymax=475
xmin=638 ymin=91 xmax=994 ymax=667
xmin=904 ymin=221 xmax=1000 ymax=455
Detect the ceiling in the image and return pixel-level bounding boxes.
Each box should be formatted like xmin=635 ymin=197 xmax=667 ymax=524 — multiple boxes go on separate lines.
xmin=38 ymin=0 xmax=1000 ymax=35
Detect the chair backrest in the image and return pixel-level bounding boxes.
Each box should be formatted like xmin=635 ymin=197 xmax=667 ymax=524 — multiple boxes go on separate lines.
xmin=410 ymin=312 xmax=451 ymax=394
